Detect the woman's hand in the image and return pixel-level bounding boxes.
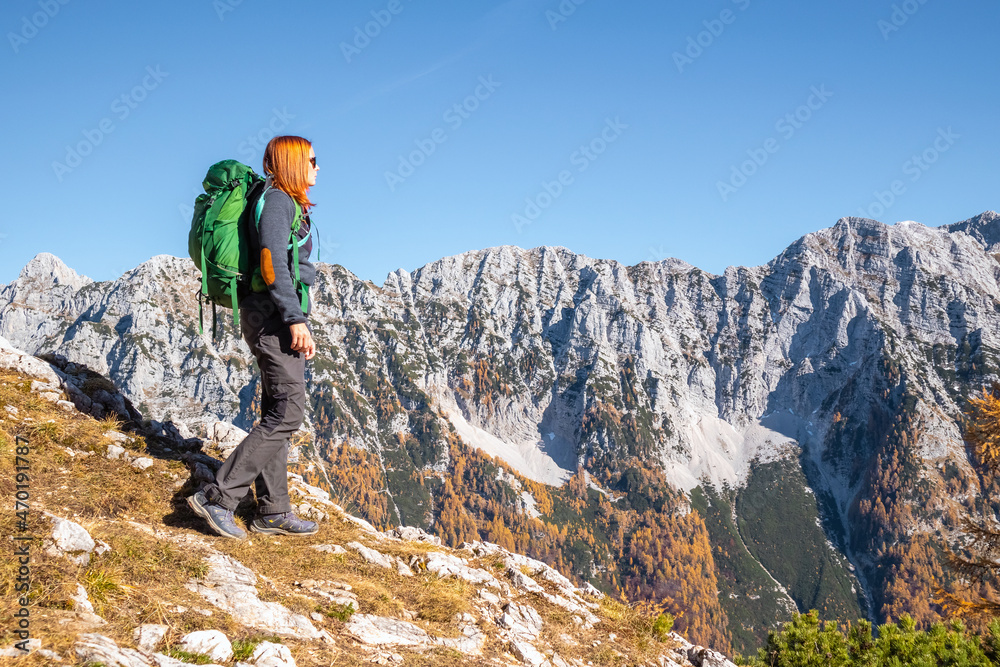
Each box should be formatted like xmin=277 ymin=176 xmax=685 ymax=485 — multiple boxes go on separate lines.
xmin=289 ymin=322 xmax=316 ymax=360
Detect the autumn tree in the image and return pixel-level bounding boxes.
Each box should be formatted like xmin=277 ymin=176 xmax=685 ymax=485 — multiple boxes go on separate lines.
xmin=942 ymin=384 xmax=1000 ymax=618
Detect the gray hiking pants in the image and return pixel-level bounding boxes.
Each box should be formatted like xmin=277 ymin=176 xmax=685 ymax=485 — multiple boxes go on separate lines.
xmin=203 ymin=304 xmax=305 ymax=514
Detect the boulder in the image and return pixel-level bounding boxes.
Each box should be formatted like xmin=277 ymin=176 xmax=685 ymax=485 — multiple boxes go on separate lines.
xmin=296 ymin=579 xmax=358 ymax=611
xmin=71 ymin=583 xmax=95 ymax=613
xmin=0 ymin=638 xmax=39 ymax=657
xmin=105 ymin=430 xmax=130 ymax=445
xmin=438 ymin=623 xmax=487 ymax=656
xmin=0 ymin=335 xmax=64 ymax=387
xmin=334 ymin=506 xmax=380 ymax=534
xmin=688 ymin=646 xmax=739 ymax=667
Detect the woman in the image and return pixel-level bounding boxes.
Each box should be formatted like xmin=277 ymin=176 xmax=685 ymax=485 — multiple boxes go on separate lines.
xmin=188 ymin=135 xmax=320 ymax=539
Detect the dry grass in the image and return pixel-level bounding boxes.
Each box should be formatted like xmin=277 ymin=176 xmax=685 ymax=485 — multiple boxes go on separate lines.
xmin=219 ymin=534 xmax=476 ymax=629
xmin=0 ymin=366 xmax=683 ymax=667
xmin=0 ymin=367 xmax=492 ymax=666
xmin=415 ymin=578 xmax=471 ymax=623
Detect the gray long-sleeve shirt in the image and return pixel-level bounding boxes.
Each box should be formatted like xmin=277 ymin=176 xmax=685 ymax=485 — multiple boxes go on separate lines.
xmin=246 ymin=186 xmax=315 ymax=325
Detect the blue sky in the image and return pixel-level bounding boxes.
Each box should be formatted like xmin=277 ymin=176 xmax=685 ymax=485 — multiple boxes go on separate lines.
xmin=1 ymin=0 xmax=996 ymax=286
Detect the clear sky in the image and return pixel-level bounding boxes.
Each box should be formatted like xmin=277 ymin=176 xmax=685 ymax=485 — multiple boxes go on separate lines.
xmin=1 ymin=0 xmax=996 ymax=286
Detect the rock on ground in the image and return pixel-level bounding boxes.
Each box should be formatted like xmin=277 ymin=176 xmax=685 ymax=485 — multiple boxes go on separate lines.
xmin=348 ymin=541 xmax=412 ymax=575
xmin=510 ymin=639 xmax=550 ymax=667
xmin=310 ymin=543 xmax=347 ymax=555
xmin=249 ymin=641 xmax=297 ymax=667
xmin=688 ymin=646 xmax=739 ymax=667
xmin=75 ymin=633 xmax=153 ymax=667
xmin=186 ymin=553 xmax=322 ymax=640
xmin=46 ymin=514 xmax=96 ymax=566
xmin=206 ymin=421 xmax=248 ymax=458
xmin=344 ymin=614 xmax=434 ymax=648
xmin=71 ymin=583 xmax=95 ymax=613
xmin=417 ymin=550 xmax=500 ymax=587
xmin=499 ymin=602 xmax=544 ymax=640
xmin=133 ymin=624 xmax=169 ymax=652
xmin=178 ymin=630 xmax=233 ymax=662
xmin=385 ymin=525 xmax=442 ymax=545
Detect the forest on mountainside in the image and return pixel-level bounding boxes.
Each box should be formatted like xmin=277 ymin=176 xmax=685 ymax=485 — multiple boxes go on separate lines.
xmin=304 ymin=428 xmax=731 ymax=651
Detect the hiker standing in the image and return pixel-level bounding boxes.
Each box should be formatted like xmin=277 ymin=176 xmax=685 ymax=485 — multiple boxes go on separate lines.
xmin=189 ymin=135 xmax=320 ymax=539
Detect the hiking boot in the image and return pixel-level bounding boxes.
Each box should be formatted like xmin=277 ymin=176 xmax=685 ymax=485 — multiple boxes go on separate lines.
xmin=187 ymin=491 xmax=246 ymax=540
xmin=249 ymin=511 xmax=318 ymax=535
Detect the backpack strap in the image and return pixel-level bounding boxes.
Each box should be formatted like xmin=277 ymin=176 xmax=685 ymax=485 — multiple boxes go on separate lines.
xmin=290 ymin=200 xmax=309 ymax=315
xmin=198 ymin=194 xmax=228 ymax=338
xmin=224 ymin=171 xmax=259 ymax=335
xmin=313 ymin=219 xmax=321 ymax=262
xmin=227 ymin=276 xmax=239 ymax=337
xmin=197 ymin=291 xmax=205 ymax=336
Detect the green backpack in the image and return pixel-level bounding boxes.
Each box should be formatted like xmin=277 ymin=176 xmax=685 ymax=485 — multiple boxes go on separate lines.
xmin=188 ymin=159 xmax=311 ymax=339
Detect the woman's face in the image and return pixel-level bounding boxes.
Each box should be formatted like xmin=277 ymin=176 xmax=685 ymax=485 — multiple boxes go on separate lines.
xmin=307 ymin=147 xmax=318 ymax=187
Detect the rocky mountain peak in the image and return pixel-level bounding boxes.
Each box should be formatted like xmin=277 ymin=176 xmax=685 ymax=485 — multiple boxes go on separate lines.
xmin=16 ymin=251 xmax=92 ymax=290
xmin=943 ymin=210 xmax=1000 ymax=250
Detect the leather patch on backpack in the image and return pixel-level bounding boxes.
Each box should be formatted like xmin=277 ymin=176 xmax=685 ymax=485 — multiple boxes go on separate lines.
xmin=261 ymin=248 xmax=276 ymax=285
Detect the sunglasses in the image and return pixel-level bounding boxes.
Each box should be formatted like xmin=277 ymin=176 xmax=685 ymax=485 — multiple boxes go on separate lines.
xmin=309 ymin=156 xmax=317 ymax=167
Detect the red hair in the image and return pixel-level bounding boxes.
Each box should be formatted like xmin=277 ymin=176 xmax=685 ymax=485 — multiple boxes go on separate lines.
xmin=262 ymin=135 xmax=314 ymax=211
